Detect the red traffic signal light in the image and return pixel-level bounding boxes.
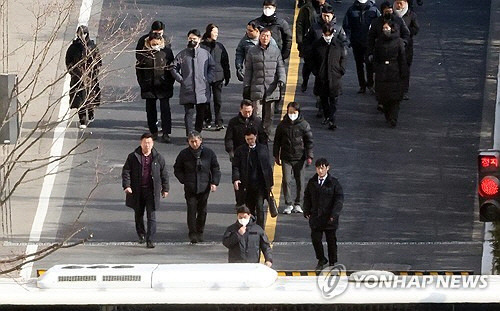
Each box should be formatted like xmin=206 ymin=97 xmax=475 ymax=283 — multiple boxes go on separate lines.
xmin=479 ymin=176 xmax=500 ymax=197
xmin=478 ymin=150 xmax=500 ymax=222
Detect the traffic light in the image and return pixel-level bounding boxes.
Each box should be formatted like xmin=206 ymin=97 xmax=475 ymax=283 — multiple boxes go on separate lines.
xmin=478 ymin=150 xmax=500 ymax=221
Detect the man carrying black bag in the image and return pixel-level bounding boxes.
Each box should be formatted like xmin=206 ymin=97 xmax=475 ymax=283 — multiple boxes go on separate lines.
xmin=232 ymin=127 xmax=274 ymax=229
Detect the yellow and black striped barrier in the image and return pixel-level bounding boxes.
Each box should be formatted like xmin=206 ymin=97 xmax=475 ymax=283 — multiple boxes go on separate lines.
xmin=276 ymin=270 xmax=474 ymax=277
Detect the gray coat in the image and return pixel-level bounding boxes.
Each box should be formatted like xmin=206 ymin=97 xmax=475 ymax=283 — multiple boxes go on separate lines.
xmin=243 ymin=44 xmax=286 ymax=102
xmin=171 ymin=47 xmax=216 ymax=105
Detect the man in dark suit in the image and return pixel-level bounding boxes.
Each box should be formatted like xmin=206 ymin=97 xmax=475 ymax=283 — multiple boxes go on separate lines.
xmin=303 ymin=158 xmax=344 ymax=270
xmin=122 ymin=133 xmax=169 ymax=248
xmin=174 ymin=131 xmax=221 ymax=244
xmin=232 ymin=127 xmax=274 ymax=229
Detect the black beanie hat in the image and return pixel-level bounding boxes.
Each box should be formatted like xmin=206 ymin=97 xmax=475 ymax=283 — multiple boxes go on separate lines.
xmin=380 ymin=1 xmax=392 ymax=11
xmin=321 ymin=4 xmax=334 ymax=14
xmin=263 ymin=0 xmax=277 ymax=7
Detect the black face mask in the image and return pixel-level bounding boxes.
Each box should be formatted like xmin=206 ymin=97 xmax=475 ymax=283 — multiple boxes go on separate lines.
xmin=383 ymin=12 xmax=393 ymax=20
xmin=187 ymin=40 xmax=198 ymax=48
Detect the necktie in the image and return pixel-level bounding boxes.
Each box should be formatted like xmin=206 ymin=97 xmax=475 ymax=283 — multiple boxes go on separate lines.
xmin=319 ymin=178 xmax=324 ymax=186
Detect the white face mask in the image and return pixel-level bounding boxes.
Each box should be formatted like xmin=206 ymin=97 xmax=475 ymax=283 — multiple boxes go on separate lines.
xmin=323 ymin=35 xmax=333 ymax=44
xmin=358 ymin=0 xmax=368 ymax=3
xmin=263 ymin=7 xmax=276 ymax=17
xmin=151 ymin=45 xmax=161 ymax=51
xmin=288 ymin=113 xmax=299 ymax=121
xmin=238 ymin=218 xmax=250 ymax=226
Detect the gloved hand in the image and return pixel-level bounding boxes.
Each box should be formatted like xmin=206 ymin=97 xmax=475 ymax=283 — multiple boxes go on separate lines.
xmin=236 ymin=67 xmax=244 ymax=81
xmin=224 ymin=77 xmax=230 ymax=86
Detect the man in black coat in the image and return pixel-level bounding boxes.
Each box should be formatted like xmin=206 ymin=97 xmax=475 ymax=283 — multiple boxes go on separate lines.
xmin=122 ymin=133 xmax=169 ymax=248
xmin=303 ymin=158 xmax=343 ymax=270
xmin=252 ymin=0 xmax=293 ymax=61
xmin=66 ymin=25 xmax=102 ymax=129
xmin=273 ymin=101 xmax=314 ymax=214
xmin=232 ymin=127 xmax=274 ymax=229
xmin=174 ymin=131 xmax=221 ymax=243
xmin=225 ymin=100 xmax=268 ymax=206
xmin=394 ymin=0 xmax=420 ymax=100
xmin=136 ymin=31 xmax=175 ymax=143
xmin=222 ymin=205 xmax=272 ymax=266
xmin=311 ymin=24 xmax=346 ymax=130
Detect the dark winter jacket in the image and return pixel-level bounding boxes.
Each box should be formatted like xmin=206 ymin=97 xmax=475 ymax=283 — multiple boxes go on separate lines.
xmin=222 ymin=217 xmax=272 ymax=263
xmin=232 ymin=143 xmax=273 ymax=192
xmin=224 ymin=113 xmax=268 ymax=159
xmin=296 ymin=1 xmax=319 ymax=49
xmin=235 ymin=35 xmax=278 ymax=70
xmin=122 ymin=147 xmax=169 ymax=211
xmin=367 ymin=14 xmax=410 ymax=55
xmin=171 ymin=47 xmax=216 ymax=105
xmin=135 ymin=39 xmax=175 ymax=99
xmin=173 ymin=145 xmax=221 ymax=195
xmin=303 ymin=20 xmax=348 ymax=60
xmin=303 ymin=173 xmax=343 ymax=230
xmin=342 ymin=0 xmax=380 ymax=48
xmin=373 ymin=31 xmax=408 ymax=102
xmin=273 ymin=114 xmax=313 ymax=162
xmin=135 ymin=33 xmax=172 ymax=61
xmin=200 ymin=40 xmax=230 ymax=83
xmin=311 ymin=37 xmax=346 ymax=98
xmin=243 ymin=44 xmax=286 ymax=102
xmin=400 ymin=10 xmax=419 ymax=65
xmin=65 ymin=37 xmax=102 ymax=109
xmin=252 ymin=14 xmax=293 ymax=60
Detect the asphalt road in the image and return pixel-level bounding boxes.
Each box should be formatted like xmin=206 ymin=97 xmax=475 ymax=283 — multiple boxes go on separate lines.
xmin=12 ymin=0 xmax=492 ymax=274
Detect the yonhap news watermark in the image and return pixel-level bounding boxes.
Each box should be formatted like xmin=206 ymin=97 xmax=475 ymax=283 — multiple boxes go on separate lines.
xmin=317 ymin=265 xmax=489 ymax=299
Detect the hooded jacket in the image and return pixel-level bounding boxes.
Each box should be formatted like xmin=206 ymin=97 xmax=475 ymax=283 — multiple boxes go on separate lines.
xmin=311 ymin=36 xmax=346 ymax=98
xmin=200 ymin=40 xmax=231 ymax=83
xmin=342 ymin=0 xmax=380 ymax=48
xmin=224 ymin=113 xmax=268 ymax=158
xmin=303 ymin=173 xmax=344 ymax=230
xmin=222 ymin=216 xmax=272 ymax=263
xmin=252 ymin=14 xmax=293 ymax=60
xmin=135 ymin=37 xmax=175 ymax=99
xmin=373 ymin=30 xmax=408 ymax=102
xmin=273 ymin=113 xmax=314 ymax=162
xmin=171 ymin=47 xmax=216 ymax=105
xmin=243 ymin=44 xmax=286 ymax=102
xmin=122 ymin=147 xmax=169 ymax=211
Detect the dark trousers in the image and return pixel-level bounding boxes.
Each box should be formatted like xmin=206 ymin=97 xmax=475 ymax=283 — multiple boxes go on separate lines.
xmin=302 ymin=60 xmax=312 ymax=84
xmin=404 ymin=47 xmax=414 ymax=93
xmin=205 ymin=81 xmax=223 ymax=126
xmin=311 ymin=229 xmax=337 ymax=264
xmin=234 ymin=188 xmax=246 ymax=207
xmin=352 ymin=44 xmax=374 ymax=89
xmin=146 ymin=98 xmax=171 ymax=134
xmin=281 ymin=160 xmax=305 ymax=206
xmin=320 ymin=95 xmax=338 ymax=123
xmin=134 ymin=188 xmax=156 ymax=242
xmin=78 ymin=104 xmax=94 ymax=125
xmin=382 ymin=100 xmax=401 ymax=122
xmin=185 ymin=190 xmax=210 ymax=238
xmin=245 ymin=186 xmax=267 ymax=229
xmin=184 ymin=103 xmax=207 ymax=136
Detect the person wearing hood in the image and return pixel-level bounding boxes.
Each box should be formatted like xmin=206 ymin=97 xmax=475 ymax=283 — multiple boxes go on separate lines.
xmin=171 ymin=29 xmax=216 ymax=136
xmin=394 ymin=0 xmax=420 ymax=100
xmin=372 ymin=22 xmax=408 ymax=127
xmin=273 ymin=101 xmax=314 ymax=215
xmin=136 ymin=21 xmax=171 ymax=61
xmin=66 ymin=25 xmax=102 ymax=129
xmin=304 ymin=158 xmax=344 ymax=270
xmin=252 ymin=0 xmax=293 ymax=61
xmin=222 ymin=205 xmax=272 ymax=266
xmin=311 ymin=23 xmax=346 ymax=130
xmin=342 ymin=0 xmax=380 ymax=94
xmin=174 ymin=131 xmax=221 ymax=244
xmin=232 ymin=127 xmax=274 ymax=229
xmin=136 ymin=31 xmax=175 ymax=143
xmin=122 ymin=133 xmax=169 ymax=249
xmin=200 ymin=24 xmax=230 ymax=131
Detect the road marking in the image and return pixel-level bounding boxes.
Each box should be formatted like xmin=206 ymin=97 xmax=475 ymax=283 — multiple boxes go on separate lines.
xmin=20 ymin=0 xmax=94 ymax=280
xmin=265 ymin=0 xmax=301 ymax=243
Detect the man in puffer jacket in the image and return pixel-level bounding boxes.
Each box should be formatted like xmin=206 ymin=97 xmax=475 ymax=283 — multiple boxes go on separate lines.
xmin=243 ymin=28 xmax=286 ymax=138
xmin=273 ymin=101 xmax=313 ymax=215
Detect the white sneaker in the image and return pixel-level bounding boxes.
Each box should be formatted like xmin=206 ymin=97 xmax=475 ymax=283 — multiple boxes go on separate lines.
xmin=282 ymin=205 xmax=294 ymax=214
xmin=79 ymin=124 xmax=87 ymax=129
xmin=293 ymin=205 xmax=303 ymax=213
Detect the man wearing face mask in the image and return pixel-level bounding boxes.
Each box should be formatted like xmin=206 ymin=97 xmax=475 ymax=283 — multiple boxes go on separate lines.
xmin=343 ymin=0 xmax=380 ymax=94
xmin=171 ymin=29 xmax=216 ymax=136
xmin=252 ymin=0 xmax=293 ymax=61
xmin=136 ymin=31 xmax=175 ymax=143
xmin=174 ymin=131 xmax=221 ymax=244
xmin=232 ymin=127 xmax=274 ymax=229
xmin=311 ymin=24 xmax=346 ymax=130
xmin=222 ymin=205 xmax=272 ymax=266
xmin=274 ymin=102 xmax=314 ymax=215
xmin=394 ymin=0 xmax=419 ymax=100
xmin=243 ymin=28 xmax=286 ymax=138
xmin=136 ymin=21 xmax=170 ymax=61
